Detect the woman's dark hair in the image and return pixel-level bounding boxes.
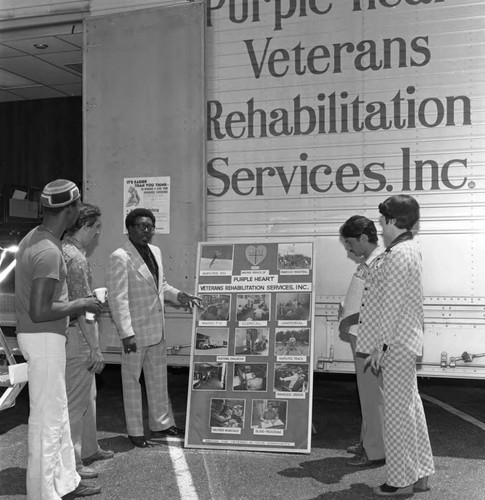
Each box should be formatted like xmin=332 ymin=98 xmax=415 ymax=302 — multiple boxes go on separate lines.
xmin=65 ymin=203 xmax=101 ymax=236
xmin=378 ymin=195 xmax=420 ymax=230
xmin=125 ymin=208 xmax=155 ymax=230
xmin=339 ymin=215 xmax=378 ymax=244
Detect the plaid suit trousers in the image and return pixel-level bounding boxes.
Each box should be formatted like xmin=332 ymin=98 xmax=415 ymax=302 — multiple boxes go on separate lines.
xmin=383 ymin=344 xmax=435 ymax=487
xmin=121 ymin=339 xmax=174 ymax=436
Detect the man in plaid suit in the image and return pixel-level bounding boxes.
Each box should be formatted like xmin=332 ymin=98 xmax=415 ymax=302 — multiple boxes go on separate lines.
xmin=357 ymin=195 xmax=434 ymax=496
xmin=106 ymin=208 xmax=200 ymax=448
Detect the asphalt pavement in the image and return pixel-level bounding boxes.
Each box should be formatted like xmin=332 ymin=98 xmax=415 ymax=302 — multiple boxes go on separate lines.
xmin=1 ymin=367 xmax=484 ymax=499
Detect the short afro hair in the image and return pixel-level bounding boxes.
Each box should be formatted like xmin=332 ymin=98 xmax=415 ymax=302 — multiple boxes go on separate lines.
xmin=125 ymin=208 xmax=155 ymax=231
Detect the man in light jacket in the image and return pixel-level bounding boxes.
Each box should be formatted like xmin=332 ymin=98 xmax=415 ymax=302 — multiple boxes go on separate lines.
xmin=106 ymin=208 xmax=200 ymax=448
xmin=339 ymin=215 xmax=385 ymax=467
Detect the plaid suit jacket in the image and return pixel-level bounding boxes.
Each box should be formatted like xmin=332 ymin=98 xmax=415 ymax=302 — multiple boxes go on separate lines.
xmin=356 ymin=239 xmax=424 ymax=356
xmin=106 ymin=240 xmax=180 ymax=347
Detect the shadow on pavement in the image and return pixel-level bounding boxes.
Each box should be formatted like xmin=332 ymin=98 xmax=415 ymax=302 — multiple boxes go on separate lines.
xmin=279 ymin=457 xmax=414 ymax=499
xmin=0 ymin=467 xmax=26 ymax=496
xmin=0 ymin=393 xmax=28 ymax=435
xmin=278 ymin=457 xmax=393 ymax=499
xmin=279 ymin=456 xmax=384 ymax=485
xmin=310 ymin=483 xmax=413 ymax=499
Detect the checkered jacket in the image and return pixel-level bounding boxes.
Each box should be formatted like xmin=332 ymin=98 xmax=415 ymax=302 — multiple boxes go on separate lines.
xmin=356 ymin=239 xmax=424 ymax=356
xmin=106 ymin=240 xmax=180 ymax=347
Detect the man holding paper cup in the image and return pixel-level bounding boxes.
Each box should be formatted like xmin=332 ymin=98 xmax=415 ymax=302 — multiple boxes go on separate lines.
xmin=106 ymin=208 xmax=201 ymax=448
xmin=62 ymin=203 xmax=114 ymax=484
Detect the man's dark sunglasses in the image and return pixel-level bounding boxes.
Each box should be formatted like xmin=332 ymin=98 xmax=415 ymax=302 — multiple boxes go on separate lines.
xmin=133 ymin=223 xmax=155 ymax=232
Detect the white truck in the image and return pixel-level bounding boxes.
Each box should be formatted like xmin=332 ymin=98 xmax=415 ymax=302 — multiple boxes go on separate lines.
xmin=84 ymin=0 xmax=484 ymax=379
xmin=3 ymin=0 xmax=484 ymax=378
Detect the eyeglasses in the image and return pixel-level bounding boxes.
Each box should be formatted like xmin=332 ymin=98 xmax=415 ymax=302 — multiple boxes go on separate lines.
xmin=133 ymin=223 xmax=155 ymax=232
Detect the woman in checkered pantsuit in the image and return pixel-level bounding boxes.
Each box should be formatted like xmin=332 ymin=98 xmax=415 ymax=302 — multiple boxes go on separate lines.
xmin=356 ymin=195 xmax=435 ymax=497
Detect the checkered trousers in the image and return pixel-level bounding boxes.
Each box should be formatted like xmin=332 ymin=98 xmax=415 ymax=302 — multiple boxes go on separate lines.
xmin=121 ymin=339 xmax=174 ymax=436
xmin=383 ymin=344 xmax=435 ymax=487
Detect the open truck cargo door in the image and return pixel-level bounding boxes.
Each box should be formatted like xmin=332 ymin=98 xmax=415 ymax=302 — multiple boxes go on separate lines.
xmin=83 ymin=3 xmax=205 ymax=364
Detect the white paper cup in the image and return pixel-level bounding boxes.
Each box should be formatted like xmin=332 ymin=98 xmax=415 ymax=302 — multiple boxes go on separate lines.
xmin=93 ymin=287 xmax=108 ymax=303
xmin=86 ymin=287 xmax=108 ymax=322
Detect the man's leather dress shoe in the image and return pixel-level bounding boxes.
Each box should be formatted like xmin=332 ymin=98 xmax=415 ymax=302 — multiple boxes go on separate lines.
xmin=83 ymin=448 xmax=114 ymax=465
xmin=414 ymin=476 xmax=430 ymax=492
xmin=129 ymin=435 xmax=148 ymax=448
xmin=77 ymin=466 xmax=98 ymax=479
xmin=346 ymin=442 xmax=364 ymax=455
xmin=151 ymin=426 xmax=185 ymax=439
xmin=62 ymin=481 xmax=101 ymax=498
xmin=373 ymin=483 xmax=414 ymax=496
xmin=347 ymin=450 xmax=385 ymax=467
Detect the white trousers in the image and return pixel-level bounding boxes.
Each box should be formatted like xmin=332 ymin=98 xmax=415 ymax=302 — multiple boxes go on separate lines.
xmin=17 ymin=333 xmax=80 ymax=500
xmin=350 ymin=334 xmax=385 ymax=460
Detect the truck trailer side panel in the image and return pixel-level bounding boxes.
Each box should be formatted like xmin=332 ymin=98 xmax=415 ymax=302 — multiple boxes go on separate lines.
xmin=84 ymin=3 xmax=205 ymax=363
xmin=81 ymin=1 xmax=484 ymax=377
xmin=203 ymin=0 xmax=485 ymax=378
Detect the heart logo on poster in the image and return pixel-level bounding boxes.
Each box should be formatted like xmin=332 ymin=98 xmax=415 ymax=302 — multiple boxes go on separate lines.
xmin=245 ymin=245 xmax=267 ymax=266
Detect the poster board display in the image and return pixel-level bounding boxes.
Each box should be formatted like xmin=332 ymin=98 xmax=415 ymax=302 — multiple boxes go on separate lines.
xmin=185 ymin=241 xmax=315 ymax=453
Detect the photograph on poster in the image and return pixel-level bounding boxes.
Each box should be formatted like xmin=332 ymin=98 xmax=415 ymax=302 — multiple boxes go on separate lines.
xmin=126 ymin=185 xmax=141 ymax=207
xmin=243 ymin=244 xmax=269 ymax=268
xmin=200 ymin=245 xmax=234 ymax=272
xmin=274 ymin=364 xmax=309 ymax=393
xmin=195 ymin=328 xmax=229 ymax=355
xmin=234 ymin=328 xmax=269 ymax=356
xmin=236 ymin=294 xmax=270 ymax=322
xmin=233 ymin=363 xmax=267 ymax=391
xmin=210 ymin=398 xmax=246 ymax=429
xmin=193 ymin=362 xmax=227 ymax=391
xmin=274 ymin=328 xmax=310 ymax=357
xmin=251 ymin=399 xmax=287 ymax=430
xmin=198 ymin=294 xmax=231 ymax=321
xmin=277 ymin=243 xmax=312 ymax=270
xmin=276 ymin=293 xmax=311 ymax=321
